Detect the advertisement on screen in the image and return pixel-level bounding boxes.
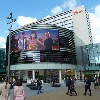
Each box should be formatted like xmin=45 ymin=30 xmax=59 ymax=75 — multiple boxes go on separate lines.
xmin=11 ymin=29 xmax=59 ymax=52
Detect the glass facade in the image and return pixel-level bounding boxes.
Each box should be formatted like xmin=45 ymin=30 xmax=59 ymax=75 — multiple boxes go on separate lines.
xmin=83 ymin=43 xmax=100 ymax=66
xmin=0 ymin=48 xmax=6 ymax=73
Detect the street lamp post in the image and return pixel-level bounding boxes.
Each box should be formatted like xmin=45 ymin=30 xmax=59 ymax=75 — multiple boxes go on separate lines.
xmin=6 ymin=12 xmax=16 ymax=81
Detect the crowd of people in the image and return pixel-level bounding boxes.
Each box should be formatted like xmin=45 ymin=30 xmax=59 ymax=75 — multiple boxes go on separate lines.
xmin=65 ymin=76 xmax=91 ymax=96
xmin=0 ymin=77 xmax=26 ymax=100
xmin=0 ymin=76 xmax=43 ymax=100
xmin=0 ymin=75 xmax=93 ymax=100
xmin=65 ymin=76 xmax=77 ymax=96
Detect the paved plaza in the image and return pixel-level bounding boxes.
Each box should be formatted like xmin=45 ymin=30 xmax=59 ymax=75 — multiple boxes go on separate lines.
xmin=10 ymin=81 xmax=100 ymax=100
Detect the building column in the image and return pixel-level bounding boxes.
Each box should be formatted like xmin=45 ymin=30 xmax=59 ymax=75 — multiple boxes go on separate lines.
xmin=59 ymin=69 xmax=62 ymax=83
xmin=82 ymin=72 xmax=84 ymax=80
xmin=32 ymin=70 xmax=35 ymax=80
xmin=75 ymin=70 xmax=77 ymax=79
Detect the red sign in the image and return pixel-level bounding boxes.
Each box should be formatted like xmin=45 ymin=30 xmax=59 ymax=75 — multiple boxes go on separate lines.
xmin=73 ymin=10 xmax=83 ymax=15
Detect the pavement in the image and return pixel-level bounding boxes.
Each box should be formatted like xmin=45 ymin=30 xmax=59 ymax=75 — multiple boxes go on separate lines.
xmin=10 ymin=81 xmax=100 ymax=100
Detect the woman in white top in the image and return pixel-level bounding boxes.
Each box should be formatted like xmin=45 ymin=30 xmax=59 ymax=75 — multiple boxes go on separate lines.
xmin=0 ymin=77 xmax=11 ymax=100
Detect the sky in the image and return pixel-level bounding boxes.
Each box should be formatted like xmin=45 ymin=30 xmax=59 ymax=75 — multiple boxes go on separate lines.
xmin=0 ymin=0 xmax=100 ymax=48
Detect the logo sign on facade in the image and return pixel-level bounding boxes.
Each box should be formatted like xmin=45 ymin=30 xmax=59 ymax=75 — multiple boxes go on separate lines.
xmin=73 ymin=10 xmax=83 ymax=15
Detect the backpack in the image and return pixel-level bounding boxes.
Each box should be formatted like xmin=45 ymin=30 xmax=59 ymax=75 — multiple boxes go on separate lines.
xmin=40 ymin=81 xmax=42 ymax=85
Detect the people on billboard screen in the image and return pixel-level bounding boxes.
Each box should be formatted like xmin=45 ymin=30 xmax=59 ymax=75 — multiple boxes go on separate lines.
xmin=28 ymin=31 xmax=44 ymax=50
xmin=18 ymin=32 xmax=27 ymax=51
xmin=11 ymin=29 xmax=59 ymax=52
xmin=44 ymin=32 xmax=53 ymax=50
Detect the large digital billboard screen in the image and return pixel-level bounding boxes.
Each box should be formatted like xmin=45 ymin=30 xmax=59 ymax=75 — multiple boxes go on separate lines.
xmin=11 ymin=29 xmax=59 ymax=52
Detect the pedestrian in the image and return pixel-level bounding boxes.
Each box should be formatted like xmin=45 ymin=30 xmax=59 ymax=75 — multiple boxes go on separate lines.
xmin=65 ymin=77 xmax=69 ymax=87
xmin=10 ymin=76 xmax=13 ymax=89
xmin=13 ymin=77 xmax=16 ymax=86
xmin=52 ymin=78 xmax=55 ymax=86
xmin=70 ymin=76 xmax=77 ymax=96
xmin=0 ymin=77 xmax=11 ymax=100
xmin=37 ymin=78 xmax=42 ymax=94
xmin=13 ymin=79 xmax=26 ymax=100
xmin=66 ymin=77 xmax=71 ymax=95
xmin=84 ymin=77 xmax=91 ymax=96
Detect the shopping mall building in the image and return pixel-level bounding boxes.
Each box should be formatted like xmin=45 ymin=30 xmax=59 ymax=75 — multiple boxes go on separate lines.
xmin=6 ymin=5 xmax=93 ymax=83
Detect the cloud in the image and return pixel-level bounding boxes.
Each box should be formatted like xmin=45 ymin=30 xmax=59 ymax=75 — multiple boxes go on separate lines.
xmin=51 ymin=0 xmax=77 ymax=15
xmin=62 ymin=0 xmax=77 ymax=9
xmin=17 ymin=16 xmax=37 ymax=27
xmin=43 ymin=15 xmax=51 ymax=19
xmin=0 ymin=36 xmax=6 ymax=48
xmin=51 ymin=6 xmax=62 ymax=15
xmin=0 ymin=16 xmax=37 ymax=49
xmin=50 ymin=1 xmax=100 ymax=44
xmin=89 ymin=5 xmax=100 ymax=44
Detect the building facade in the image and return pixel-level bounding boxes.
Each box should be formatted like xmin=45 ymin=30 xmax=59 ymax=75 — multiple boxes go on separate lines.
xmin=6 ymin=24 xmax=77 ymax=83
xmin=83 ymin=43 xmax=100 ymax=66
xmin=0 ymin=48 xmax=6 ymax=80
xmin=6 ymin=5 xmax=92 ymax=82
xmin=78 ymin=43 xmax=100 ymax=78
xmin=26 ymin=5 xmax=92 ymax=66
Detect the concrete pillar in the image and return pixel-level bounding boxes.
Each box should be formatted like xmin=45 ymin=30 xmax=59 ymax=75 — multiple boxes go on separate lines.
xmin=82 ymin=72 xmax=84 ymax=80
xmin=75 ymin=70 xmax=77 ymax=79
xmin=59 ymin=69 xmax=62 ymax=83
xmin=32 ymin=70 xmax=35 ymax=80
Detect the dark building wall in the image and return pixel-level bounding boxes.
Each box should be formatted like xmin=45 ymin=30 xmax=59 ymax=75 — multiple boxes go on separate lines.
xmin=0 ymin=48 xmax=6 ymax=74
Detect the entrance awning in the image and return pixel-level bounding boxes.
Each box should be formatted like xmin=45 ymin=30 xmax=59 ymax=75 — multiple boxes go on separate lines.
xmin=85 ymin=66 xmax=100 ymax=71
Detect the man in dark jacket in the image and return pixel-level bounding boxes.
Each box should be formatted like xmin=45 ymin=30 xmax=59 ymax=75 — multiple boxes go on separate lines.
xmin=70 ymin=76 xmax=77 ymax=96
xmin=66 ymin=77 xmax=71 ymax=95
xmin=37 ymin=79 xmax=42 ymax=94
xmin=44 ymin=32 xmax=53 ymax=50
xmin=84 ymin=77 xmax=91 ymax=96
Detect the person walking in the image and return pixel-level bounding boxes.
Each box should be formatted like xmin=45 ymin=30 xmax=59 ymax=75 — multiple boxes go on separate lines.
xmin=37 ymin=79 xmax=42 ymax=94
xmin=13 ymin=79 xmax=26 ymax=100
xmin=65 ymin=77 xmax=69 ymax=87
xmin=52 ymin=78 xmax=55 ymax=86
xmin=70 ymin=76 xmax=77 ymax=96
xmin=0 ymin=77 xmax=11 ymax=100
xmin=66 ymin=77 xmax=71 ymax=95
xmin=84 ymin=77 xmax=91 ymax=96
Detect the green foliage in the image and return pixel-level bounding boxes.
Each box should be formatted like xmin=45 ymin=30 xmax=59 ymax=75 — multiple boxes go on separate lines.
xmin=64 ymin=75 xmax=72 ymax=80
xmin=39 ymin=75 xmax=45 ymax=80
xmin=84 ymin=74 xmax=94 ymax=82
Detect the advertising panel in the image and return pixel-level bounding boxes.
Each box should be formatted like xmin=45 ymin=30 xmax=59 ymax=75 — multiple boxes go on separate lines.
xmin=11 ymin=29 xmax=59 ymax=52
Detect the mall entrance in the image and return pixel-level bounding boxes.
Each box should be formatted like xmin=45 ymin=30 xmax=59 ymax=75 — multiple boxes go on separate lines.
xmin=44 ymin=69 xmax=59 ymax=83
xmin=27 ymin=69 xmax=59 ymax=83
